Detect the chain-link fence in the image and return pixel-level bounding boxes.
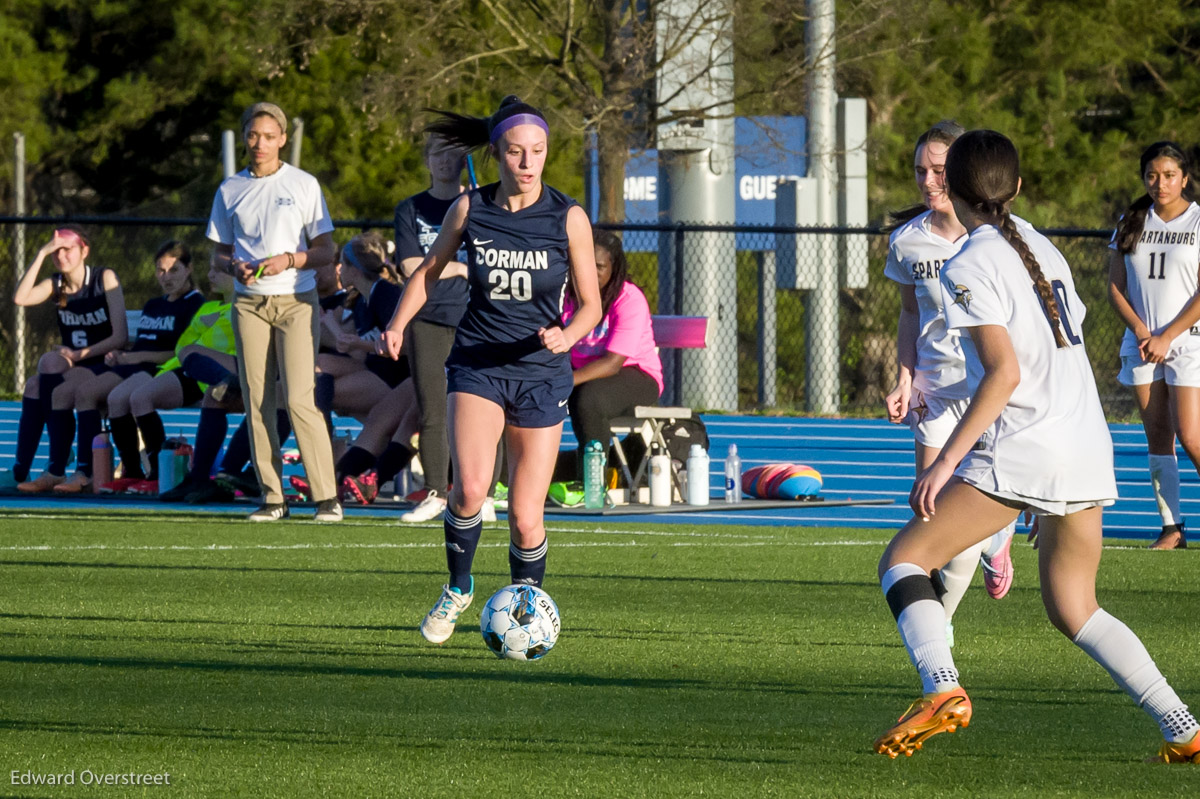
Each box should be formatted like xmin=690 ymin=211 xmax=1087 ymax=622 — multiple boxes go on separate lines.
xmin=3 ymin=217 xmax=1129 ymax=418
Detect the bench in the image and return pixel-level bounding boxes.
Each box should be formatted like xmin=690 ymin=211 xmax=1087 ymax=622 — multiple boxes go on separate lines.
xmin=607 ymin=315 xmax=710 ymax=500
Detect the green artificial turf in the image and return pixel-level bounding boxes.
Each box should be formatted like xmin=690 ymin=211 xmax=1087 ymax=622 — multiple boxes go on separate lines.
xmin=0 ymin=509 xmax=1197 ymax=797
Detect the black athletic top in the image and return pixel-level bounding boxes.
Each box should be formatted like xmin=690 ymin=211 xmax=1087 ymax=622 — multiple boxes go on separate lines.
xmin=447 ymin=182 xmax=575 ymax=380
xmin=394 ymin=190 xmax=469 ymax=328
xmin=54 ymin=266 xmax=115 ymax=350
xmin=131 ymin=290 xmax=206 ymax=352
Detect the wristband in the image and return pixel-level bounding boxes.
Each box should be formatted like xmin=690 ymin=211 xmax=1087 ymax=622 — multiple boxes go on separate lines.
xmin=287 ymin=252 xmax=295 ymax=269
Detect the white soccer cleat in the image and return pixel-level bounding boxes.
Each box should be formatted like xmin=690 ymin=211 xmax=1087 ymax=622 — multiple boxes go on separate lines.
xmin=400 ymin=489 xmax=447 ymax=523
xmin=420 ymin=581 xmax=474 ymax=644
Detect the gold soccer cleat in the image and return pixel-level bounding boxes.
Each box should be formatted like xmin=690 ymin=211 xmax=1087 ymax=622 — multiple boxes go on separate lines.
xmin=874 ymin=687 xmax=972 ymax=759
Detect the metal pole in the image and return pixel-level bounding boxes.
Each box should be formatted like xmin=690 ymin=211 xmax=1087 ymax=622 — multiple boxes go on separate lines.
xmin=221 ymin=130 xmax=236 ymax=179
xmin=757 ymin=251 xmax=777 ymax=407
xmin=13 ymin=132 xmax=26 ymax=393
xmin=290 ymin=118 xmax=304 ymax=167
xmin=805 ymin=0 xmax=839 ymax=413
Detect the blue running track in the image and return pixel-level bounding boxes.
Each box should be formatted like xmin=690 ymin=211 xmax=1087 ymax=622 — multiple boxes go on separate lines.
xmin=0 ymin=401 xmax=1185 ymax=541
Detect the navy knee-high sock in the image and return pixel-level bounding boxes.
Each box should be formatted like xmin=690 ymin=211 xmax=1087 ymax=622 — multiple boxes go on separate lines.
xmin=509 ymin=539 xmax=548 ymax=587
xmin=13 ymin=396 xmax=45 ymax=482
xmin=190 ymin=408 xmax=228 ymax=480
xmin=219 ymin=420 xmax=252 ymax=474
xmin=375 ymin=442 xmax=416 ymax=486
xmin=135 ymin=412 xmax=166 ymax=480
xmin=180 ymin=353 xmax=234 ymax=386
xmin=315 ymin=373 xmax=335 ymax=433
xmin=336 ymin=446 xmax=378 ymax=481
xmin=38 ymin=373 xmax=64 ymax=416
xmin=76 ymin=409 xmax=102 ymax=477
xmin=108 ymin=414 xmax=144 ymax=480
xmin=444 ymin=508 xmax=483 ymax=593
xmin=276 ymin=408 xmax=292 ymax=448
xmin=46 ymin=409 xmax=76 ymax=476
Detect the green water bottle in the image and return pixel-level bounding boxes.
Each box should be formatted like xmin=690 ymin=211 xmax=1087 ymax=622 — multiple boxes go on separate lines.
xmin=583 ymin=440 xmax=606 ymax=509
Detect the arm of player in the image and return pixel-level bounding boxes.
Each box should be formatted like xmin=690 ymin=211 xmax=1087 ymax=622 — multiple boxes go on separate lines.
xmin=73 ymin=270 xmax=129 ymax=362
xmin=400 ymin=255 xmax=467 ymax=281
xmin=1106 ymin=248 xmax=1152 ymax=352
xmin=1142 ymin=261 xmax=1200 ymax=363
xmin=381 ymin=195 xmax=469 ymax=359
xmin=885 ymin=285 xmax=919 ymax=424
xmin=13 ymin=234 xmax=72 ymax=307
xmin=542 ymin=206 xmax=602 ymax=355
xmin=909 ymin=323 xmax=1020 ymax=520
xmin=573 ymin=351 xmax=627 ymax=386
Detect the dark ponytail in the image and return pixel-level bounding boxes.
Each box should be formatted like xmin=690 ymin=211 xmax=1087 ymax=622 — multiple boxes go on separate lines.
xmin=425 ymin=95 xmax=549 ymax=155
xmin=883 ymin=120 xmax=966 ymax=233
xmin=945 ymin=129 xmax=1068 ymax=348
xmin=1115 ymin=141 xmax=1193 ymax=254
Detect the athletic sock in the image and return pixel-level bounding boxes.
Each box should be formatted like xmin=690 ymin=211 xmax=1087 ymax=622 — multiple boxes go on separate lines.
xmin=13 ymin=395 xmax=45 ymax=482
xmin=180 ymin=353 xmax=233 ymax=386
xmin=108 ymin=413 xmax=144 ymax=480
xmin=375 ymin=441 xmax=416 ymax=487
xmin=220 ymin=420 xmax=252 ymax=474
xmin=190 ymin=408 xmax=228 ymax=480
xmin=37 ymin=373 xmax=64 ymax=416
xmin=939 ymin=540 xmax=985 ymax=622
xmin=882 ymin=563 xmax=959 ymax=694
xmin=444 ymin=507 xmax=483 ymax=594
xmin=76 ymin=409 xmax=102 ymax=477
xmin=336 ymin=446 xmax=378 ymax=481
xmin=315 ymin=374 xmax=335 ymax=434
xmin=509 ymin=538 xmax=548 ymax=587
xmin=135 ymin=412 xmax=166 ymax=480
xmin=1148 ymin=454 xmax=1183 ymax=528
xmin=1073 ymin=608 xmax=1199 ymax=741
xmin=46 ymin=409 xmax=76 ymax=476
xmin=277 ymin=408 xmax=293 ymax=447
xmin=981 ymin=521 xmax=1016 ymax=558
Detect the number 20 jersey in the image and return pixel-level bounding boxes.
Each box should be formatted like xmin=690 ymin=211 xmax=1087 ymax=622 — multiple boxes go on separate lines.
xmin=447 ymin=182 xmax=575 ymax=380
xmin=1112 ymin=202 xmax=1200 ymax=357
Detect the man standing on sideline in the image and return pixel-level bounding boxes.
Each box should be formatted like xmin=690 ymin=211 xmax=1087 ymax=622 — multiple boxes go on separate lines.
xmin=206 ymin=102 xmax=341 ymax=522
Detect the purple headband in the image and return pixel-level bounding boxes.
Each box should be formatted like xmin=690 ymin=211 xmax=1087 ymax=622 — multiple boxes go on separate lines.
xmin=489 ymin=113 xmax=550 ymax=144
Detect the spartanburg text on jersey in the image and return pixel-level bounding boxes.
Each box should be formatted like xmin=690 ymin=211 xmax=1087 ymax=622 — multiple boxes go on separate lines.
xmin=448 ymin=183 xmax=576 ymax=380
xmin=940 ymin=224 xmax=1118 ymax=505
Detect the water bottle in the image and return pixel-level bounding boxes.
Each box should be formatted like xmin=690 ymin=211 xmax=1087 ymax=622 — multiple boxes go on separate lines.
xmin=92 ymin=433 xmax=113 ymax=493
xmin=724 ymin=444 xmax=742 ymax=504
xmin=158 ymin=446 xmax=179 ymax=494
xmin=686 ymin=444 xmax=710 ymax=506
xmin=583 ymin=440 xmax=606 ymax=509
xmin=649 ymin=443 xmax=671 ymax=507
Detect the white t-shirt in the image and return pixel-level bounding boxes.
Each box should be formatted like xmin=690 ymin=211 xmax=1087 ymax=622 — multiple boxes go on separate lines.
xmin=1110 ymin=202 xmax=1200 ymax=357
xmin=884 ymin=211 xmax=969 ymax=399
xmin=206 ymin=163 xmax=335 ymax=297
xmin=940 ymin=223 xmax=1118 ymax=505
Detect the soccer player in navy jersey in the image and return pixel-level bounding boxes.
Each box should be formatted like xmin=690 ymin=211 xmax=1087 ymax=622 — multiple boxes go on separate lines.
xmin=381 ymin=96 xmax=602 ymax=644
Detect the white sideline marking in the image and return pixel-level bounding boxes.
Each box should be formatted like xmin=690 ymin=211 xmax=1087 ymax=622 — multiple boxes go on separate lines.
xmin=0 ymin=539 xmax=885 ymax=553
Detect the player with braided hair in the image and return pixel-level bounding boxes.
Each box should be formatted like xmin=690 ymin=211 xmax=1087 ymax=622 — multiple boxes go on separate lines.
xmin=1108 ymin=141 xmax=1200 ymax=550
xmin=874 ymin=129 xmax=1199 ymax=763
xmin=883 ymin=121 xmax=1017 ymax=649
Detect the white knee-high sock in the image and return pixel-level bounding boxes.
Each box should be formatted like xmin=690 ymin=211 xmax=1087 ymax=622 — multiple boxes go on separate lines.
xmin=1148 ymin=454 xmax=1182 ymax=527
xmin=882 ymin=563 xmax=959 ymax=694
xmin=940 ymin=539 xmax=986 ymax=622
xmin=981 ymin=521 xmax=1016 ymax=559
xmin=1073 ymin=608 xmax=1199 ymax=742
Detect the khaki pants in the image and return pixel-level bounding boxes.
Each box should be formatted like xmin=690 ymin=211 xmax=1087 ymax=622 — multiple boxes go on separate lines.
xmin=232 ymin=290 xmax=334 ymax=505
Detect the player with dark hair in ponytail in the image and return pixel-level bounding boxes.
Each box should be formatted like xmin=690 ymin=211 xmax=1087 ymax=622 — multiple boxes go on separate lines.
xmin=381 ymin=96 xmax=602 ymax=645
xmin=1108 ymin=141 xmax=1200 ymax=550
xmin=883 ymin=121 xmax=1016 ymax=649
xmin=873 ymin=129 xmax=1199 ymax=763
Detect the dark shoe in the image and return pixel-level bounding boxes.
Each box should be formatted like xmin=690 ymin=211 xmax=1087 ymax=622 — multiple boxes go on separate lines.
xmin=215 ymin=470 xmax=261 ymax=498
xmin=185 ymin=479 xmax=235 ymax=505
xmin=1149 ymin=525 xmax=1187 ymax=550
xmin=159 ymin=474 xmax=200 ymax=502
xmin=314 ymin=499 xmax=343 ymax=522
xmin=210 ymin=374 xmax=241 ymax=404
xmin=249 ymin=502 xmax=289 ymax=522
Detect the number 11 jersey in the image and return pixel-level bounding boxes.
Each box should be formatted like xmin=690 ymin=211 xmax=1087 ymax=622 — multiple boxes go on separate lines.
xmin=1113 ymin=202 xmax=1200 ymax=358
xmin=448 ymin=182 xmax=575 ymax=380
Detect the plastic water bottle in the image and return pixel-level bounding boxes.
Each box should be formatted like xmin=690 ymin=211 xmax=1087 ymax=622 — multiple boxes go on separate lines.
xmin=648 ymin=443 xmax=672 ymax=507
xmin=92 ymin=433 xmax=113 ymax=493
xmin=686 ymin=444 xmax=710 ymax=506
xmin=158 ymin=446 xmax=179 ymax=494
xmin=724 ymin=444 xmax=742 ymax=504
xmin=583 ymin=440 xmax=606 ymax=509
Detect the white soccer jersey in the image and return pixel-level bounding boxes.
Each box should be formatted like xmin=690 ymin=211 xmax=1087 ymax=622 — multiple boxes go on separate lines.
xmin=1112 ymin=202 xmax=1200 ymax=357
xmin=940 ymin=224 xmax=1118 ymax=505
xmin=884 ymin=211 xmax=969 ymax=399
xmin=206 ymin=163 xmax=335 ymax=297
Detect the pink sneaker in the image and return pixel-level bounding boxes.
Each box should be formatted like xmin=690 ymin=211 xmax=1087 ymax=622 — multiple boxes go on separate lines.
xmin=981 ymin=533 xmax=1013 ymax=600
xmin=289 ymin=475 xmax=313 ymax=501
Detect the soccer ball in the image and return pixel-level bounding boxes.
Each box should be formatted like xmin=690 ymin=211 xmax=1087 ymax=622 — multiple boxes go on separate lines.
xmin=478 ymin=584 xmax=561 ymax=661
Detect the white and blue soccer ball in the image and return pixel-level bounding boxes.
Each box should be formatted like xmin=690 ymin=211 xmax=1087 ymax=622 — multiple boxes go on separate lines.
xmin=479 ymin=584 xmax=561 ymax=661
